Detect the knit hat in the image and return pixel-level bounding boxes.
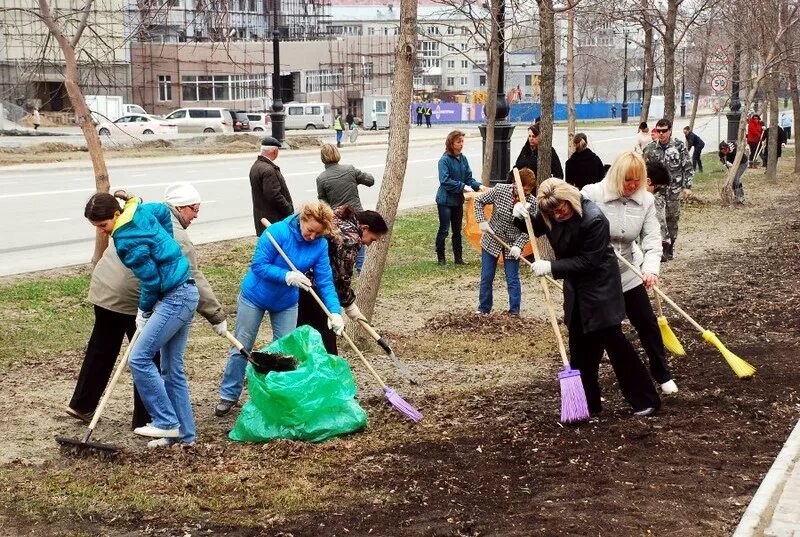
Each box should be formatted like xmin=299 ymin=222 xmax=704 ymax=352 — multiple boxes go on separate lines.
xmin=164 ymin=182 xmax=201 ymax=206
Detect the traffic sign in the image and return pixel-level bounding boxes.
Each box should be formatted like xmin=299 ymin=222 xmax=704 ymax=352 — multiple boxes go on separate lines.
xmin=710 ymin=74 xmax=729 ymax=93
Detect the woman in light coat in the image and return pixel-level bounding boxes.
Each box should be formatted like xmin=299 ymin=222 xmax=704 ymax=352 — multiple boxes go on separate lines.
xmin=581 ymin=151 xmax=677 ymax=394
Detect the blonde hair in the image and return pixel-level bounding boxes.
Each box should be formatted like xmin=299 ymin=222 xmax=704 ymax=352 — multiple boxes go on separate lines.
xmin=320 ymin=143 xmax=341 ymax=164
xmin=605 ymin=151 xmax=646 ymax=197
xmin=298 ymin=200 xmax=336 ymax=237
xmin=536 ymin=178 xmax=583 ymax=228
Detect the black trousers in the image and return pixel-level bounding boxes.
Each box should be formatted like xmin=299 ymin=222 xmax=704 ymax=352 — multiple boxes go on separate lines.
xmin=417 ymin=115 xmax=423 ymax=126
xmin=435 ymin=204 xmax=464 ymax=260
xmin=425 ymin=115 xmax=431 ymax=127
xmin=624 ymin=284 xmax=672 ymax=384
xmin=568 ymin=304 xmax=660 ymax=414
xmin=692 ymin=148 xmax=703 ymax=172
xmin=296 ymin=289 xmax=338 ymax=355
xmin=69 ymin=305 xmax=160 ymax=429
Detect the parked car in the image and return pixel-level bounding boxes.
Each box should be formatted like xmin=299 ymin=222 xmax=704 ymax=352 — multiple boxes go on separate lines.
xmin=228 ymin=110 xmax=251 ymax=132
xmin=97 ymin=114 xmax=178 ymax=136
xmin=246 ymin=112 xmax=270 ymax=132
xmin=122 ymin=104 xmax=148 ymax=116
xmin=284 ymin=102 xmax=332 ymax=130
xmin=162 ymin=107 xmax=234 ymax=133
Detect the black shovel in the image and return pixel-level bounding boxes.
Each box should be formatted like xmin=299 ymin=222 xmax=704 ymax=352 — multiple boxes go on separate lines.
xmin=224 ymin=331 xmax=298 ymax=374
xmin=356 ymin=318 xmax=419 ymax=385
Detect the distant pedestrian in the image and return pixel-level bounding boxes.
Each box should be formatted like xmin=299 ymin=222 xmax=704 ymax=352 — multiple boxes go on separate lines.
xmin=760 ymin=126 xmax=787 ymax=168
xmin=369 ymin=108 xmax=377 ymax=131
xmin=565 ymin=132 xmax=605 ymax=190
xmin=345 ymin=112 xmax=354 ymax=130
xmin=424 ymin=102 xmax=432 ymax=128
xmin=634 ymin=122 xmax=650 ymax=154
xmin=611 ymin=105 xmax=617 ymax=119
xmin=334 ymin=110 xmax=345 ymax=147
xmin=32 ymin=107 xmax=40 ymax=131
xmin=780 ymin=112 xmax=792 ymax=140
xmin=719 ymin=141 xmax=747 ymax=204
xmin=683 ymin=126 xmax=705 ymax=172
xmin=746 ymin=114 xmax=763 ymax=168
xmin=416 ymin=104 xmax=424 ymax=127
xmin=250 ymin=136 xmax=293 ymax=236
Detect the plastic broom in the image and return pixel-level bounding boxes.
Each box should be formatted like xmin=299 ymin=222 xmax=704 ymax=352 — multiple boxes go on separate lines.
xmin=615 ymin=252 xmax=755 ymax=378
xmin=512 ymin=169 xmax=590 ymax=423
xmin=261 ymin=219 xmax=422 ymax=422
xmin=653 ymin=291 xmax=686 ymax=356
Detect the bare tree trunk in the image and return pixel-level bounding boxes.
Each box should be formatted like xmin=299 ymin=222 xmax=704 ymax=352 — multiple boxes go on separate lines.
xmin=640 ymin=0 xmax=654 ymax=122
xmin=791 ymin=72 xmax=800 ymax=173
xmin=37 ymin=0 xmax=110 ymax=264
xmin=481 ymin=0 xmax=501 ymax=185
xmin=537 ymin=0 xmax=555 ymax=182
xmin=566 ymin=8 xmax=576 ymax=157
xmin=355 ymin=0 xmax=417 ymax=320
xmin=662 ymin=0 xmax=678 ymax=120
xmin=766 ymin=74 xmax=779 ymax=181
xmin=688 ymin=25 xmax=711 ymax=130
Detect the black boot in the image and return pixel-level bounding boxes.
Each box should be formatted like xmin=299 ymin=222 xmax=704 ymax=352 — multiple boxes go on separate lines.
xmin=437 ymin=250 xmax=446 ymax=266
xmin=666 ymin=240 xmax=675 ymax=260
xmin=661 ymin=241 xmax=670 ymax=262
xmin=454 ymin=256 xmax=468 ymax=265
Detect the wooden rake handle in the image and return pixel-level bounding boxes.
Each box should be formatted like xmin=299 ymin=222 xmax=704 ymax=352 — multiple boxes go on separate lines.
xmin=486 ymin=230 xmax=562 ymax=290
xmin=260 ymin=218 xmax=388 ymax=389
xmin=614 ymin=251 xmax=705 ymax=333
xmin=87 ymin=329 xmax=140 ymax=433
xmin=512 ymin=168 xmax=570 ymax=367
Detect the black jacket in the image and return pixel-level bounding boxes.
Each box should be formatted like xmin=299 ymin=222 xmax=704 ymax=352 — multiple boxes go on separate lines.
xmin=685 ymin=132 xmax=705 ymax=151
xmin=518 ymin=197 xmax=625 ymax=333
xmin=565 ymin=148 xmax=605 ymax=190
xmin=250 ymin=155 xmax=294 ymax=236
xmin=511 ymin=142 xmax=563 ymax=180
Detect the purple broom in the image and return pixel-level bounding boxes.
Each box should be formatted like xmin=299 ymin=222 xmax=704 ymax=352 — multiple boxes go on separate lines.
xmin=261 ymin=220 xmax=422 ymax=423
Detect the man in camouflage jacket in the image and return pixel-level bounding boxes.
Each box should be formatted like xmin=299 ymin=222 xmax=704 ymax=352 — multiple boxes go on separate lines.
xmin=643 ymin=118 xmax=693 ymax=260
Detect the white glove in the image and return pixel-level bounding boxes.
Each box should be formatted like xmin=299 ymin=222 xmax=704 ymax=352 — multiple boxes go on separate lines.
xmin=327 ymin=313 xmax=345 ymax=335
xmin=725 ymin=161 xmax=733 ymax=169
xmin=135 ymin=309 xmax=151 ymax=330
xmin=508 ymin=246 xmax=521 ymax=259
xmin=285 ymin=271 xmax=311 ymax=290
xmin=512 ymin=201 xmax=531 ymax=219
xmin=478 ymin=221 xmax=493 ymax=234
xmin=344 ymin=303 xmax=367 ymax=322
xmin=211 ymin=320 xmax=228 ymax=336
xmin=531 ymin=260 xmax=552 ymax=276
xmin=463 ymin=185 xmax=474 ymax=192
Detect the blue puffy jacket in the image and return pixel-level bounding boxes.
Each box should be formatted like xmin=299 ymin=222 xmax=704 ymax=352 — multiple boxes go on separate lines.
xmin=241 ymin=214 xmax=341 ymax=314
xmin=111 ymin=198 xmax=190 ymax=312
xmin=435 ymin=152 xmax=482 ymax=207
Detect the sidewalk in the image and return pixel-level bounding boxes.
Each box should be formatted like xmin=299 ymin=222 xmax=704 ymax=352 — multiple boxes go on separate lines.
xmin=733 ymin=417 xmax=800 ymax=536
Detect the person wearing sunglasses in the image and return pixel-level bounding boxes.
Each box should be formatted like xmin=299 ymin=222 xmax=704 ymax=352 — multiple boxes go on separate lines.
xmin=642 ymin=118 xmax=693 ymax=261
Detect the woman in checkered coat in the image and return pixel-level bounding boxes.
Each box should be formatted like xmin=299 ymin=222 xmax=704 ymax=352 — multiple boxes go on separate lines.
xmin=473 ymin=168 xmax=537 ymax=315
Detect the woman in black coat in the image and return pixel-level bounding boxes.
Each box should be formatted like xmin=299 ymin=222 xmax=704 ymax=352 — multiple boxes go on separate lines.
xmin=520 ymin=178 xmax=661 ymax=416
xmin=511 ymin=124 xmax=563 ymax=180
xmin=564 ymin=132 xmax=606 ymax=190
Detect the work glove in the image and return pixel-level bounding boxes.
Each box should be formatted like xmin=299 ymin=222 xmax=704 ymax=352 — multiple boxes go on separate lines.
xmin=344 ymin=303 xmax=367 ymax=322
xmin=463 ymin=185 xmax=474 ymax=192
xmin=512 ymin=201 xmax=531 ymax=219
xmin=508 ymin=246 xmax=521 ymax=259
xmin=211 ymin=320 xmax=228 ymax=336
xmin=327 ymin=313 xmax=345 ymax=335
xmin=285 ymin=271 xmax=312 ymax=290
xmin=531 ymin=260 xmax=552 ymax=276
xmin=135 ymin=309 xmax=151 ymax=331
xmin=478 ymin=221 xmax=493 ymax=234
xmin=724 ymin=161 xmax=733 ymax=169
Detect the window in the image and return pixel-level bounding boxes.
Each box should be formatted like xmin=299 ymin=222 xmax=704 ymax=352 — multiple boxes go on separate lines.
xmin=158 ymin=75 xmax=172 ymax=101
xmin=383 ymin=27 xmax=388 ymax=35
xmin=525 ymin=74 xmax=532 ymax=86
xmin=461 ymin=60 xmax=468 ymax=68
xmin=304 ymin=69 xmax=343 ymax=93
xmin=419 ymin=41 xmax=440 ymax=69
xmin=461 ymin=26 xmax=468 ymax=35
xmin=206 ymin=110 xmax=221 ymax=118
xmin=305 ymin=106 xmax=321 ymax=114
xmin=426 ymin=25 xmax=440 ymax=35
xmin=460 ymin=77 xmax=467 ymax=85
xmin=446 ymin=26 xmax=455 ymax=35
xmin=288 ymin=107 xmax=303 ymax=115
xmin=460 ymin=42 xmax=468 ymax=51
xmin=479 ymin=75 xmax=486 ymax=86
xmin=249 ymin=0 xmax=256 ymax=10
xmin=188 ymin=109 xmax=205 ymax=118
xmin=447 ymin=60 xmax=455 ymax=68
xmin=166 ymin=110 xmax=185 ymax=119
xmin=180 ymin=74 xmax=269 ymax=101
xmin=368 ymin=27 xmax=375 ymax=35
xmin=447 ymin=77 xmax=455 ymax=86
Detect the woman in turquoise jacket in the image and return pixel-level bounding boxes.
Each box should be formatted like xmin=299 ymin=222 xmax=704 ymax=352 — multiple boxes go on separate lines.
xmin=215 ymin=201 xmax=344 ymax=417
xmin=435 ymin=129 xmax=484 ymax=266
xmin=84 ymin=192 xmax=199 ymax=448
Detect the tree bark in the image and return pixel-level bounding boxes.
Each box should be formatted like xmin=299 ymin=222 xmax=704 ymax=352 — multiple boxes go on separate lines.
xmin=640 ymin=0 xmax=654 ymax=122
xmin=355 ymin=0 xmax=417 ymax=320
xmin=766 ymin=74 xmax=779 ymax=182
xmin=662 ymin=0 xmax=678 ymax=120
xmin=566 ymin=8 xmax=576 ymax=157
xmin=481 ymin=0 xmax=501 ymax=185
xmin=791 ymin=73 xmax=800 ymax=173
xmin=688 ymin=25 xmax=711 ymax=130
xmin=536 ymin=0 xmax=555 ymax=182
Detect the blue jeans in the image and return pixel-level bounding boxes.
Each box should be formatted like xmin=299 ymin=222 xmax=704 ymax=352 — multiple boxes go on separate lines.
xmin=477 ymin=249 xmax=521 ymax=314
xmin=355 ymin=244 xmax=366 ymax=273
xmin=336 ymin=130 xmax=343 ymax=144
xmin=219 ymin=294 xmax=298 ymax=402
xmin=128 ymin=282 xmax=199 ymax=443
xmin=435 ymin=204 xmax=464 ymax=260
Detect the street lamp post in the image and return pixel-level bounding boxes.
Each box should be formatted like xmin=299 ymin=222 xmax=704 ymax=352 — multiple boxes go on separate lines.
xmin=726 ymin=42 xmax=741 ymax=142
xmin=680 ymin=47 xmax=686 ymax=118
xmin=621 ymin=31 xmax=629 ymax=124
xmin=479 ymin=0 xmax=514 ymax=184
xmin=269 ymin=0 xmax=285 ymax=144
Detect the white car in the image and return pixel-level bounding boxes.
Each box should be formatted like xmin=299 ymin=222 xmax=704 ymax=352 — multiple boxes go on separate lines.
xmin=246 ymin=112 xmax=271 ymax=132
xmin=97 ymin=114 xmax=178 ymax=136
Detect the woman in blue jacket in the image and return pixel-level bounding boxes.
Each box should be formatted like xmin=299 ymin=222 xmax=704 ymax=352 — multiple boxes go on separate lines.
xmin=84 ymin=192 xmax=199 ymax=447
xmin=215 ymin=201 xmax=344 ymax=417
xmin=436 ymin=129 xmax=485 ymax=266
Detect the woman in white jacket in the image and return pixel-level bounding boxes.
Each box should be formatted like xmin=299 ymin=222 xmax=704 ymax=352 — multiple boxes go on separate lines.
xmin=581 ymin=151 xmax=678 ymax=394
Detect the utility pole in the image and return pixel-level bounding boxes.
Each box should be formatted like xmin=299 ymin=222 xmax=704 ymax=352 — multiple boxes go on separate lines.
xmin=726 ymin=42 xmax=741 ymax=142
xmin=270 ymin=0 xmax=285 ymax=143
xmin=680 ymin=47 xmax=686 ymax=118
xmin=621 ymin=30 xmax=629 ymax=124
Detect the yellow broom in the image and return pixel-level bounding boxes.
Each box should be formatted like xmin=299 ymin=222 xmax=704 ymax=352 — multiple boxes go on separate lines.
xmin=616 ymin=252 xmax=755 ymax=378
xmin=653 ymin=291 xmax=686 ymax=356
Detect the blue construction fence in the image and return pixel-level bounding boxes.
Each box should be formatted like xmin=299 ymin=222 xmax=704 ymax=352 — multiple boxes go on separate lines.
xmin=410 ymin=101 xmax=641 ymax=124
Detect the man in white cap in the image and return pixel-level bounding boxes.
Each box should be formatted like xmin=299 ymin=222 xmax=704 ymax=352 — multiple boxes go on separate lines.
xmin=250 ymin=136 xmax=293 ymax=236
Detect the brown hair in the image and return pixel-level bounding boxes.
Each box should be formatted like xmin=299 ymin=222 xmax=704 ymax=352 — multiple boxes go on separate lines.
xmin=84 ymin=190 xmax=131 ymax=221
xmin=445 ymin=130 xmax=466 ymax=154
xmin=320 ymin=143 xmax=341 ymax=164
xmin=518 ymin=168 xmax=536 ymax=191
xmin=298 ymin=200 xmax=336 ymax=237
xmin=572 ymin=132 xmax=588 ymax=151
xmin=528 ymin=124 xmax=541 ymax=137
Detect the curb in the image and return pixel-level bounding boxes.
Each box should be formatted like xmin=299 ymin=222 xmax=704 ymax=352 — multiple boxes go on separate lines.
xmin=732 ymin=417 xmax=800 ymax=536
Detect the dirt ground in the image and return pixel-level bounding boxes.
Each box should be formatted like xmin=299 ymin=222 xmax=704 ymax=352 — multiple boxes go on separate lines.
xmin=1 ymin=167 xmax=799 ymax=536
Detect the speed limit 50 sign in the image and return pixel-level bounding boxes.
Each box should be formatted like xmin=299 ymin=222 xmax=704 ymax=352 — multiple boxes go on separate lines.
xmin=711 ymin=74 xmax=729 ymax=93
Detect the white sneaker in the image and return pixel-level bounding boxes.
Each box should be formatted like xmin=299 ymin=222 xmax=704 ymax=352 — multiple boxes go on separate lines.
xmin=660 ymin=380 xmax=679 ymax=394
xmin=147 ymin=438 xmax=173 ymax=448
xmin=634 ymin=407 xmax=656 ymax=417
xmin=134 ymin=424 xmax=180 ymax=438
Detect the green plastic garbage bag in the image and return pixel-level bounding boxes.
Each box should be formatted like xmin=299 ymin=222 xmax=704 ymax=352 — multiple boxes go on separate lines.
xmin=229 ymin=325 xmax=367 ymax=443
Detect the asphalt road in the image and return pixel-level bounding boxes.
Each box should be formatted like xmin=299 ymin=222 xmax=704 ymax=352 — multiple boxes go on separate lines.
xmin=0 ymin=116 xmax=728 ymax=276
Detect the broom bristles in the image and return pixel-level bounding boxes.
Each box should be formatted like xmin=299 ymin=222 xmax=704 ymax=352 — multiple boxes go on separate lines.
xmin=558 ymin=367 xmax=590 ymax=423
xmin=702 ymin=330 xmax=756 ymax=378
xmin=383 ymin=387 xmax=423 ymax=422
xmin=657 ymin=316 xmax=686 ymax=356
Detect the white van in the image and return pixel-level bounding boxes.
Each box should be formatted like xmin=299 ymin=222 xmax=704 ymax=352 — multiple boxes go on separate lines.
xmin=163 ymin=107 xmax=234 ymax=133
xmin=284 ymin=102 xmax=332 ymax=130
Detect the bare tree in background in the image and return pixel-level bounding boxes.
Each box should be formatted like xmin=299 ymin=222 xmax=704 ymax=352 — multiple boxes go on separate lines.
xmin=355 ymin=0 xmax=417 ymax=319
xmin=566 ymin=7 xmax=576 ymax=156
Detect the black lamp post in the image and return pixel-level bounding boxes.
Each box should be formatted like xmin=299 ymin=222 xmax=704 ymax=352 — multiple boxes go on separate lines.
xmin=270 ymin=0 xmax=285 ymax=143
xmin=726 ymin=42 xmax=741 ymax=142
xmin=680 ymin=47 xmax=686 ymax=118
xmin=479 ymin=0 xmax=515 ymax=184
xmin=621 ymin=31 xmax=629 ymax=124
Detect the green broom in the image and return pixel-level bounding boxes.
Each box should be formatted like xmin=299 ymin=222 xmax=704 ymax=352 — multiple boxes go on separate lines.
xmin=616 ymin=253 xmax=755 ymax=378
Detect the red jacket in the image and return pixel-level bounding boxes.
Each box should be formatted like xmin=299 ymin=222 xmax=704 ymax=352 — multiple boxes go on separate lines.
xmin=747 ymin=117 xmax=763 ymax=143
